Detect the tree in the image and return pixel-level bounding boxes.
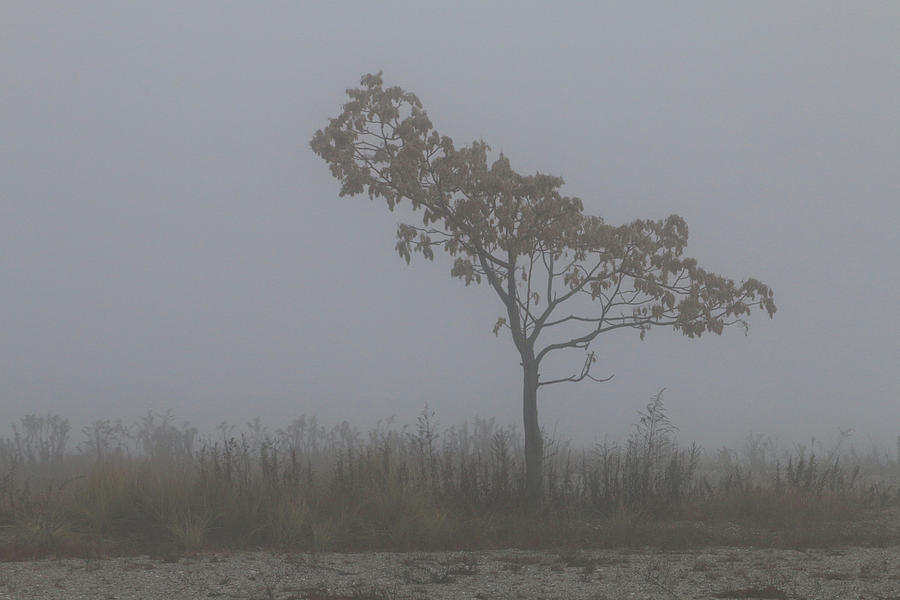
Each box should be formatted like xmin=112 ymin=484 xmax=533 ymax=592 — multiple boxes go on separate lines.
xmin=311 ymin=72 xmax=776 ymax=504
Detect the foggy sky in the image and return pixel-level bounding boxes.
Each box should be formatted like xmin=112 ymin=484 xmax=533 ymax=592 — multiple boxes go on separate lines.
xmin=2 ymin=2 xmax=898 ymax=449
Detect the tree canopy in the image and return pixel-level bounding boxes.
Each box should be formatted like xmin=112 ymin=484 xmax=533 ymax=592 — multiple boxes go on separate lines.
xmin=312 ymin=73 xmax=775 ymax=361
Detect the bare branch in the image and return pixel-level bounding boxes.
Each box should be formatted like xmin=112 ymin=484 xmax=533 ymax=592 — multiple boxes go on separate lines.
xmin=538 ymin=352 xmax=614 ymax=387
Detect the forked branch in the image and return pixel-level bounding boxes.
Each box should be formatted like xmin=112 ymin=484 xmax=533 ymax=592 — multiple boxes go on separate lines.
xmin=538 ymin=351 xmax=614 ymax=388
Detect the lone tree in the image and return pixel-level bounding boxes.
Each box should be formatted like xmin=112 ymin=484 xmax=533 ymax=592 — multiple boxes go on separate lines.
xmin=311 ymin=73 xmax=776 ymax=504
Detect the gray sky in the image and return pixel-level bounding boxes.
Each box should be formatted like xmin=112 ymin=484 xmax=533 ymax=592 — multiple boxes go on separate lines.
xmin=2 ymin=2 xmax=898 ymax=449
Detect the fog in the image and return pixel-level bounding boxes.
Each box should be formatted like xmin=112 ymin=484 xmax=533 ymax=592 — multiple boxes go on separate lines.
xmin=2 ymin=2 xmax=898 ymax=450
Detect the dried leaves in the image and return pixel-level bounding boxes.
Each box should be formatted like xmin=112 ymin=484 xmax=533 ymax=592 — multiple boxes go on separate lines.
xmin=312 ymin=72 xmax=776 ymax=358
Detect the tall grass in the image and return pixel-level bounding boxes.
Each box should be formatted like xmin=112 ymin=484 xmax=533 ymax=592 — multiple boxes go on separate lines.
xmin=0 ymin=395 xmax=898 ymax=557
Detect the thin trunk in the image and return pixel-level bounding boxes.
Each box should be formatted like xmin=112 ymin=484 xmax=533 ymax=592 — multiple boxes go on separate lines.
xmin=522 ymin=357 xmax=542 ymax=506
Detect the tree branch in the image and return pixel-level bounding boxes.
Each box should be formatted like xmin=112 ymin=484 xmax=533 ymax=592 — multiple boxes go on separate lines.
xmin=538 ymin=351 xmax=614 ymax=387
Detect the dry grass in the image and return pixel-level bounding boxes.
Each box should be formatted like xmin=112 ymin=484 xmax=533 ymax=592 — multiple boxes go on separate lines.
xmin=0 ymin=401 xmax=898 ymax=559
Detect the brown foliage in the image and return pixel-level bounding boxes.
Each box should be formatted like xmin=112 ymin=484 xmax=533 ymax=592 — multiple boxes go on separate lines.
xmin=311 ymin=72 xmax=775 ymax=352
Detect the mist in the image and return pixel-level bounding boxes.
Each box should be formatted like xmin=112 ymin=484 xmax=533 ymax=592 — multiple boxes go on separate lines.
xmin=2 ymin=2 xmax=898 ymax=452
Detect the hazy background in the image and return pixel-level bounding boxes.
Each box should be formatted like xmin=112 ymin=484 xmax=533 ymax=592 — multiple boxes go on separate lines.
xmin=2 ymin=2 xmax=898 ymax=450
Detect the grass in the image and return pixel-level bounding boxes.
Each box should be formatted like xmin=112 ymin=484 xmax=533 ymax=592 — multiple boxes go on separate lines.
xmin=0 ymin=397 xmax=898 ymax=559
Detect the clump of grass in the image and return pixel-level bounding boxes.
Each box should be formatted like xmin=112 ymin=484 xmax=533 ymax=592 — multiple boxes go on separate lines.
xmin=74 ymin=460 xmax=137 ymax=535
xmin=11 ymin=477 xmax=78 ymax=552
xmin=159 ymin=508 xmax=208 ymax=551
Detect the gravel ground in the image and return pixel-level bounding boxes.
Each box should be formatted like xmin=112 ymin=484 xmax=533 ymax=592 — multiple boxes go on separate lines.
xmin=3 ymin=545 xmax=900 ymax=600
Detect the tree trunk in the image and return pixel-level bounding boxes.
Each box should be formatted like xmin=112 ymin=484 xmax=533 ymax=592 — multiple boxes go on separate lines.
xmin=522 ymin=358 xmax=542 ymax=507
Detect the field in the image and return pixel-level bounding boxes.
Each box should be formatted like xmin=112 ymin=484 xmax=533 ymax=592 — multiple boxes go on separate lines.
xmin=2 ymin=403 xmax=900 ymax=598
xmin=1 ymin=397 xmax=898 ymax=561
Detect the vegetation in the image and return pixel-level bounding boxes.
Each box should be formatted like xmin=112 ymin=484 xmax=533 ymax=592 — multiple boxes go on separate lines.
xmin=0 ymin=397 xmax=897 ymax=560
xmin=311 ymin=72 xmax=776 ymax=501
